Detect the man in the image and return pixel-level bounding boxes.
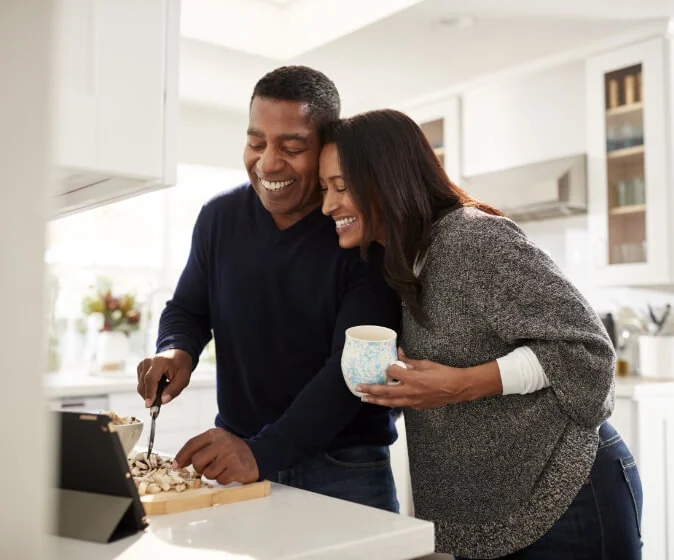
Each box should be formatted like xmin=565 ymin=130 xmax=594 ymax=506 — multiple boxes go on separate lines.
xmin=136 ymin=66 xmax=402 ymax=512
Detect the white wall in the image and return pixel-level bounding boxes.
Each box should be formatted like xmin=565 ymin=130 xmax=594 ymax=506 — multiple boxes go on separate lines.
xmin=521 ymin=216 xmax=674 ymax=313
xmin=462 ymin=60 xmax=586 ymax=177
xmin=179 ymin=103 xmax=248 ymax=171
xmin=0 ymin=2 xmax=52 ymax=557
xmin=180 ymin=38 xmax=275 ymax=113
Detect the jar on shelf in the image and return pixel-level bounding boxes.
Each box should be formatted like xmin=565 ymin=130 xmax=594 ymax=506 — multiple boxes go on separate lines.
xmin=630 ymin=177 xmax=646 ymax=205
xmin=607 ymin=126 xmax=620 ymax=152
xmin=624 ymin=75 xmax=637 ymax=105
xmin=633 ymin=120 xmax=644 ymax=146
xmin=621 ymin=123 xmax=636 ymax=148
xmin=616 ymin=181 xmax=629 ymax=206
xmin=608 ymin=78 xmax=620 ymax=108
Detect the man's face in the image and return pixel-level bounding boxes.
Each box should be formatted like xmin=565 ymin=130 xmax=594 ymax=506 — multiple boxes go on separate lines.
xmin=244 ymin=97 xmax=322 ymax=228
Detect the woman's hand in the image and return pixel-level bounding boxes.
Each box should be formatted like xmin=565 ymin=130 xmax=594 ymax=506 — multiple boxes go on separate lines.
xmin=356 ymin=349 xmax=503 ymax=411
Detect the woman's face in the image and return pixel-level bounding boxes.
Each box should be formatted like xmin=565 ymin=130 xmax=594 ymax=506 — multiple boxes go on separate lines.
xmin=319 ymin=143 xmax=366 ymax=249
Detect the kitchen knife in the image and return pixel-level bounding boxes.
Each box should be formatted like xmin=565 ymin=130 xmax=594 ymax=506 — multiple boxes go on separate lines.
xmin=147 ymin=374 xmax=169 ymax=457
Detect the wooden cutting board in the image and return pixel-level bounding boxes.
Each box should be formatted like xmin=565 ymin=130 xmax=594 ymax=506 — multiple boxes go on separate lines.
xmin=140 ymin=480 xmax=271 ymax=515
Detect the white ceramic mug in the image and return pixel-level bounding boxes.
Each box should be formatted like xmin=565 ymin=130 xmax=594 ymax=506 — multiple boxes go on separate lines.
xmin=341 ymin=325 xmax=407 ymax=397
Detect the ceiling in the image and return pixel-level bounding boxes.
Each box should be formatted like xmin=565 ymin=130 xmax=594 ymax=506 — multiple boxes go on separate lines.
xmin=179 ymin=0 xmax=674 ymax=116
xmin=181 ymin=0 xmax=426 ymax=60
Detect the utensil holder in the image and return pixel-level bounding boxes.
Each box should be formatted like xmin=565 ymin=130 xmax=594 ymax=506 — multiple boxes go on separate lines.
xmin=638 ymin=335 xmax=674 ymax=379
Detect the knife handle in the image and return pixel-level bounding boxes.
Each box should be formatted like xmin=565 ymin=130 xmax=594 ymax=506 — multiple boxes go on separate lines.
xmin=151 ymin=375 xmax=170 ymax=410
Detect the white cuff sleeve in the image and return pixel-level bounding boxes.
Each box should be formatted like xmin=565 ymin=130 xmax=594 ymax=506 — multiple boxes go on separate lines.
xmin=496 ymin=346 xmax=550 ymax=395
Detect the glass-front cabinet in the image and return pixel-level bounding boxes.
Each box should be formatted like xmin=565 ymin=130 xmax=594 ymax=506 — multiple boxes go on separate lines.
xmin=406 ymin=97 xmax=462 ymax=183
xmin=420 ymin=118 xmax=445 ymax=167
xmin=587 ymin=37 xmax=672 ymax=286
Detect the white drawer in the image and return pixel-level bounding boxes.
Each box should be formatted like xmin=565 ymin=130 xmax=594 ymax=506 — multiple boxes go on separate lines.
xmin=49 ymin=395 xmax=109 ymax=413
xmin=158 ymin=389 xmax=200 ymax=431
xmin=195 ymin=388 xmax=218 ymax=431
xmin=154 ymin=429 xmax=200 ymax=457
xmin=108 ymin=391 xmax=146 ymax=420
xmin=109 ymin=389 xmax=200 ymax=431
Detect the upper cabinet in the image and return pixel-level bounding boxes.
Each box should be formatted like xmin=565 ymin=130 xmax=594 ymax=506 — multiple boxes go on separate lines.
xmin=461 ymin=61 xmax=586 ymax=178
xmin=406 ymin=97 xmax=462 ymax=183
xmin=586 ymin=37 xmax=672 ymax=286
xmin=52 ymin=0 xmax=180 ymax=217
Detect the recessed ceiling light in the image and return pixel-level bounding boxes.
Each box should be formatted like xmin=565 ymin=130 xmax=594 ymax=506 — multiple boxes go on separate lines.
xmin=432 ymin=15 xmax=476 ymax=30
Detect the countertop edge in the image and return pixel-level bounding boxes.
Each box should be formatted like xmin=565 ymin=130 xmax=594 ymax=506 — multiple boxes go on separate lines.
xmin=45 ymin=370 xmax=216 ymax=399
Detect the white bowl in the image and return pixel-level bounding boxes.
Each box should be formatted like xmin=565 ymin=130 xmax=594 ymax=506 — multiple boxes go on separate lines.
xmin=110 ymin=420 xmax=144 ymax=457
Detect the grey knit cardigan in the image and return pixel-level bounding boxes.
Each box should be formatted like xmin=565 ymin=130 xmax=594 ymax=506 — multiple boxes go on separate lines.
xmin=401 ymin=207 xmax=615 ymax=558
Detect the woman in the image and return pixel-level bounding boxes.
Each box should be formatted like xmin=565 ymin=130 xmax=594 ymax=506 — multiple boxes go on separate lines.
xmin=318 ymin=109 xmax=643 ymax=559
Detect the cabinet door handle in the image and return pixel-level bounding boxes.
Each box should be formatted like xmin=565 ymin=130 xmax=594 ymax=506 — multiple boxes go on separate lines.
xmin=61 ymin=402 xmax=86 ymax=408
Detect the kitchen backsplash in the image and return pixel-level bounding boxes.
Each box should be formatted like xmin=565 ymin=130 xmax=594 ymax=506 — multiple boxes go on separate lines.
xmin=520 ymin=215 xmax=674 ymax=314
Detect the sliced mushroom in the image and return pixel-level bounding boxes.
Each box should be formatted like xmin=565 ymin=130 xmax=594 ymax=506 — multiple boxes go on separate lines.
xmin=128 ymin=452 xmax=203 ymax=495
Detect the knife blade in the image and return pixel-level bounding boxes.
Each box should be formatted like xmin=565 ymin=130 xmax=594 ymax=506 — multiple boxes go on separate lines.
xmin=147 ymin=375 xmax=169 ymax=457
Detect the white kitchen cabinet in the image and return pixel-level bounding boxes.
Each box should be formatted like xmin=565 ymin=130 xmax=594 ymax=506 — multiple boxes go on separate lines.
xmin=48 ymin=394 xmax=109 ymax=412
xmin=52 ymin=0 xmax=180 ymax=217
xmin=586 ymin=37 xmax=673 ymax=286
xmin=405 ymin=97 xmax=462 ymax=183
xmin=609 ymin=380 xmax=674 ymax=560
xmin=461 ymin=61 xmax=586 ymax=178
xmin=107 ymin=386 xmax=217 ymax=456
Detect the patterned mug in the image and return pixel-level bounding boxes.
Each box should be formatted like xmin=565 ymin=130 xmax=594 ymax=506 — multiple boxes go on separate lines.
xmin=341 ymin=325 xmax=407 ymax=397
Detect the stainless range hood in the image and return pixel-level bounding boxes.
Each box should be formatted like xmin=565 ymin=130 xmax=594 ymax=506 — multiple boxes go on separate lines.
xmin=462 ymin=154 xmax=587 ymax=222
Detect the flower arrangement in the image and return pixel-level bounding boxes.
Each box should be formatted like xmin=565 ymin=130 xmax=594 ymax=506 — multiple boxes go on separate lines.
xmin=82 ymin=289 xmax=141 ymax=335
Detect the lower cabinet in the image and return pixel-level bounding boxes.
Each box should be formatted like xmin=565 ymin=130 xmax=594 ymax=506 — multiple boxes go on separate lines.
xmin=106 ymin=386 xmax=218 ymax=456
xmin=609 ymin=390 xmax=674 ymax=560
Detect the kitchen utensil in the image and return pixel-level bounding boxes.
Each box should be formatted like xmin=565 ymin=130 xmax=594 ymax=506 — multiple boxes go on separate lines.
xmin=616 ymin=306 xmax=648 ymax=332
xmin=147 ymin=375 xmax=169 ymax=457
xmin=648 ymin=303 xmax=672 ymax=336
xmin=139 ymin=480 xmax=271 ymax=515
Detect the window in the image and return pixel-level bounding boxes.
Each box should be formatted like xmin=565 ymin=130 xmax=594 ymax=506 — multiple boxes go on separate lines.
xmin=46 ymin=164 xmax=247 ymax=374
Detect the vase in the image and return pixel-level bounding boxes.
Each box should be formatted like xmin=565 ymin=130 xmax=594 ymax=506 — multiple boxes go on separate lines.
xmin=95 ymin=331 xmax=130 ymax=373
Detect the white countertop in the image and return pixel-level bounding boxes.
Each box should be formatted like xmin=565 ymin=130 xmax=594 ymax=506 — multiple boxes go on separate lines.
xmin=45 ymin=368 xmax=216 ymax=399
xmin=49 ymin=483 xmax=435 ymax=559
xmin=614 ymin=376 xmax=674 ymax=399
xmin=46 ymin=368 xmax=674 ymax=401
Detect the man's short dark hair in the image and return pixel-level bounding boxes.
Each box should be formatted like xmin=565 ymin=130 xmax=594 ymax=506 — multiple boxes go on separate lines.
xmin=251 ymin=65 xmax=340 ymax=126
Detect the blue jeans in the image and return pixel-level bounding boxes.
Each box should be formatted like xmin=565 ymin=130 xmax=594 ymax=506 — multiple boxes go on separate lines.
xmin=457 ymin=422 xmax=643 ymax=560
xmin=266 ymin=444 xmax=399 ymax=513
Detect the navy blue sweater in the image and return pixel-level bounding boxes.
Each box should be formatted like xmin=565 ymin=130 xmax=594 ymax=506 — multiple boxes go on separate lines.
xmin=157 ymin=184 xmax=402 ymax=479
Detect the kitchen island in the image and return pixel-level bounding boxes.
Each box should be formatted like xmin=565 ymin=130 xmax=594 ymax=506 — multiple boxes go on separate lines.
xmin=50 ymin=482 xmax=435 ymax=559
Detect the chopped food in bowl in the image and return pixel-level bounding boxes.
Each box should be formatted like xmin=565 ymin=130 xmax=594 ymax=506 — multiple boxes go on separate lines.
xmin=103 ymin=410 xmax=144 ymax=456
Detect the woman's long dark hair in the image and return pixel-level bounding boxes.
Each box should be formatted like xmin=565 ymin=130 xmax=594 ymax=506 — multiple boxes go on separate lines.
xmin=323 ymin=109 xmax=503 ymax=325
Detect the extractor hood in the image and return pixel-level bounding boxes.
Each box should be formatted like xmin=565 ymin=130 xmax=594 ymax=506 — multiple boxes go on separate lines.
xmin=462 ymin=154 xmax=587 ymax=222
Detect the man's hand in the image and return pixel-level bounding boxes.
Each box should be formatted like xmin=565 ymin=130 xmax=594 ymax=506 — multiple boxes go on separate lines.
xmin=173 ymin=428 xmax=260 ymax=485
xmin=136 ymin=348 xmax=193 ymax=407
